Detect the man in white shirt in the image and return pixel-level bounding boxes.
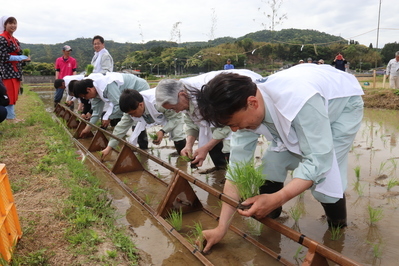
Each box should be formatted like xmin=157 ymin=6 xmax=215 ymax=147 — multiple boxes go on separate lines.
xmin=386 ymin=51 xmax=399 ymax=89
xmin=195 ymin=64 xmax=364 ymax=253
xmin=91 ymin=35 xmax=114 ymax=74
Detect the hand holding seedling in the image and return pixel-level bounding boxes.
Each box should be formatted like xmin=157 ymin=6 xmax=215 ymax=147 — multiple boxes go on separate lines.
xmin=180 ymin=147 xmax=193 ymax=159
xmin=22 ymin=55 xmax=31 ymax=62
xmin=237 ymin=193 xmax=282 ymax=219
xmin=191 ymin=146 xmax=209 ymax=167
xmin=152 ymin=131 xmax=164 ymax=145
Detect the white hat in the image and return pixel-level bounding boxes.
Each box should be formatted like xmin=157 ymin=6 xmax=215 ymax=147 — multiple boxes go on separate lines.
xmin=1 ymin=16 xmax=11 ymax=32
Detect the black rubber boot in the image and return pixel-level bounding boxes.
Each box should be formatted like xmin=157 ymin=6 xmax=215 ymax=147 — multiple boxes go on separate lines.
xmin=209 ymin=141 xmax=227 ymax=169
xmin=173 ymin=139 xmax=186 ymax=155
xmin=320 ymin=195 xmax=347 ymax=228
xmin=110 ymin=118 xmax=121 ymax=127
xmin=259 ymin=181 xmax=284 ymax=219
xmin=137 ymin=129 xmax=148 ymax=150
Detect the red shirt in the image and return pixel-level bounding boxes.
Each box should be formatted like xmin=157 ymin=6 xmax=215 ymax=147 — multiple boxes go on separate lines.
xmin=55 ymin=56 xmax=77 ymax=79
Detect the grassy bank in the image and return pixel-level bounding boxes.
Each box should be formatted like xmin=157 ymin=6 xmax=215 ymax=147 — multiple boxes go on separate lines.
xmin=0 ymin=87 xmax=139 ymax=265
xmin=358 ymin=76 xmax=399 ymax=110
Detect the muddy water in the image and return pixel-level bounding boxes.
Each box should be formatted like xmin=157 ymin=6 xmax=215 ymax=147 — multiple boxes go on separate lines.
xmin=36 ymin=88 xmax=398 ymax=265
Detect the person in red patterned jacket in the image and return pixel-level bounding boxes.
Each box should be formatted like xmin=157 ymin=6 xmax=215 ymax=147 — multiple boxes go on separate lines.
xmin=0 ymin=16 xmax=30 ymax=122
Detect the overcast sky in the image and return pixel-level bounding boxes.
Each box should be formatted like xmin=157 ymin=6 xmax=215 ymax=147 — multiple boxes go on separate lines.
xmin=2 ymin=0 xmax=398 ymax=50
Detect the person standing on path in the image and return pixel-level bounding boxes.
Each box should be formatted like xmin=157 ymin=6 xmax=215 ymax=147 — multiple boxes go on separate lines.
xmin=386 ymin=51 xmax=399 ymax=89
xmin=0 ymin=16 xmax=30 ymax=122
xmin=332 ymin=52 xmax=347 ymax=72
xmin=55 ymin=45 xmax=78 ymax=110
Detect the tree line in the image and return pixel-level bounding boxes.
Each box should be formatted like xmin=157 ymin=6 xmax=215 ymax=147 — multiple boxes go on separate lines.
xmin=20 ymin=28 xmax=399 ymax=77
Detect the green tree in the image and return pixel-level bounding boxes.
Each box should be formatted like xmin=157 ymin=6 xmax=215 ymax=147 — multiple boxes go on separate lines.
xmin=380 ymin=42 xmax=399 ymax=64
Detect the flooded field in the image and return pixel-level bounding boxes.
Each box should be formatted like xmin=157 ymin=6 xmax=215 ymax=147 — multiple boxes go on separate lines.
xmin=35 ymin=87 xmax=399 ymax=265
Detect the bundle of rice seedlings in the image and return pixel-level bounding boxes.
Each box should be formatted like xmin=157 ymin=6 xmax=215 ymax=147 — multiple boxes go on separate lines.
xmin=22 ymin=48 xmax=30 ymax=56
xmin=227 ymin=160 xmax=265 ymax=208
xmin=85 ymin=64 xmax=94 ymax=76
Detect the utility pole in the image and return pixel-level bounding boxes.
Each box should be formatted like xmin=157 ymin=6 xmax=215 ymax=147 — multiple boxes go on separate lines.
xmin=375 ymin=0 xmax=382 ymax=68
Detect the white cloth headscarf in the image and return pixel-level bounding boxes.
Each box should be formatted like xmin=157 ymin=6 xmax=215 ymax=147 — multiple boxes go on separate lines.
xmin=1 ymin=16 xmax=11 ymax=32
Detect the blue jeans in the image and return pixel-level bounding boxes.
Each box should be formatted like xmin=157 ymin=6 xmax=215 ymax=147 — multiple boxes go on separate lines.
xmin=54 ymin=88 xmax=65 ymax=104
xmin=5 ymin=105 xmax=15 ymax=119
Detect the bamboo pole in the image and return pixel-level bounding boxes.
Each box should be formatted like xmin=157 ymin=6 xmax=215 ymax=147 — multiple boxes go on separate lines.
xmin=383 ymin=74 xmax=386 ymax=88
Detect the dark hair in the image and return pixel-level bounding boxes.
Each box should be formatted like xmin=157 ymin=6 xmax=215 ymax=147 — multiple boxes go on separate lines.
xmin=54 ymin=79 xmax=64 ymax=89
xmin=73 ymin=79 xmax=94 ymax=97
xmin=119 ymin=89 xmax=143 ymax=113
xmin=67 ymin=80 xmax=78 ymax=96
xmin=196 ymin=73 xmax=257 ymax=127
xmin=4 ymin=17 xmax=17 ymax=27
xmin=92 ymin=35 xmax=104 ymax=44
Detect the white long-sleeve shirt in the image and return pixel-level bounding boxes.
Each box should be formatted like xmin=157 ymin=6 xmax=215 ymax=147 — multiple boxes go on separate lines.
xmin=386 ymin=58 xmax=399 ymax=76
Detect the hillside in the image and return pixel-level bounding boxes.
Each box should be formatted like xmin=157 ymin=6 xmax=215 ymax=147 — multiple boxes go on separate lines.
xmin=21 ymin=28 xmax=347 ymax=70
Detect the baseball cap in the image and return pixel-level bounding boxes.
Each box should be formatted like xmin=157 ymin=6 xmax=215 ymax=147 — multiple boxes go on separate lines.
xmin=63 ymin=45 xmax=72 ymax=51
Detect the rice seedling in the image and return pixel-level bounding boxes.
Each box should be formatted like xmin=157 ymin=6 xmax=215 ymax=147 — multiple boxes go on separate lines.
xmin=355 ymin=151 xmax=362 ymax=161
xmin=352 ymin=181 xmax=365 ymax=197
xmin=367 ymin=205 xmax=383 ymax=226
xmin=371 ymin=242 xmax=383 ymax=258
xmin=329 ymin=225 xmax=344 ymax=240
xmin=164 ymin=138 xmax=168 ymax=146
xmin=168 ymin=154 xmax=172 ymax=163
xmin=367 ymin=240 xmax=383 ymax=259
xmin=377 ymin=161 xmax=388 ymax=176
xmin=85 ymin=64 xmax=94 ymax=76
xmin=298 ymin=191 xmax=305 ymax=199
xmin=227 ymin=160 xmax=265 ymax=205
xmin=156 ymin=149 xmax=161 ymax=157
xmin=293 ymin=245 xmax=305 ymax=262
xmin=144 ymin=194 xmax=153 ymax=205
xmin=289 ymin=205 xmax=303 ymax=224
xmin=354 ymin=166 xmax=361 ymax=181
xmin=186 ymin=221 xmax=205 ymax=251
xmin=166 ymin=208 xmax=183 ymax=231
xmin=387 ymin=178 xmax=399 ymax=192
xmin=245 ymin=217 xmax=264 ymax=236
xmin=179 ymin=155 xmax=192 ymax=162
xmin=23 ymin=48 xmax=30 ymax=56
xmin=148 ymin=132 xmax=158 ymax=141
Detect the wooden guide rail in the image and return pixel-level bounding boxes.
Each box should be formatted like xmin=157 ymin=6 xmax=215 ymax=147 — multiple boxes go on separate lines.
xmin=54 ymin=104 xmax=362 ymax=266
